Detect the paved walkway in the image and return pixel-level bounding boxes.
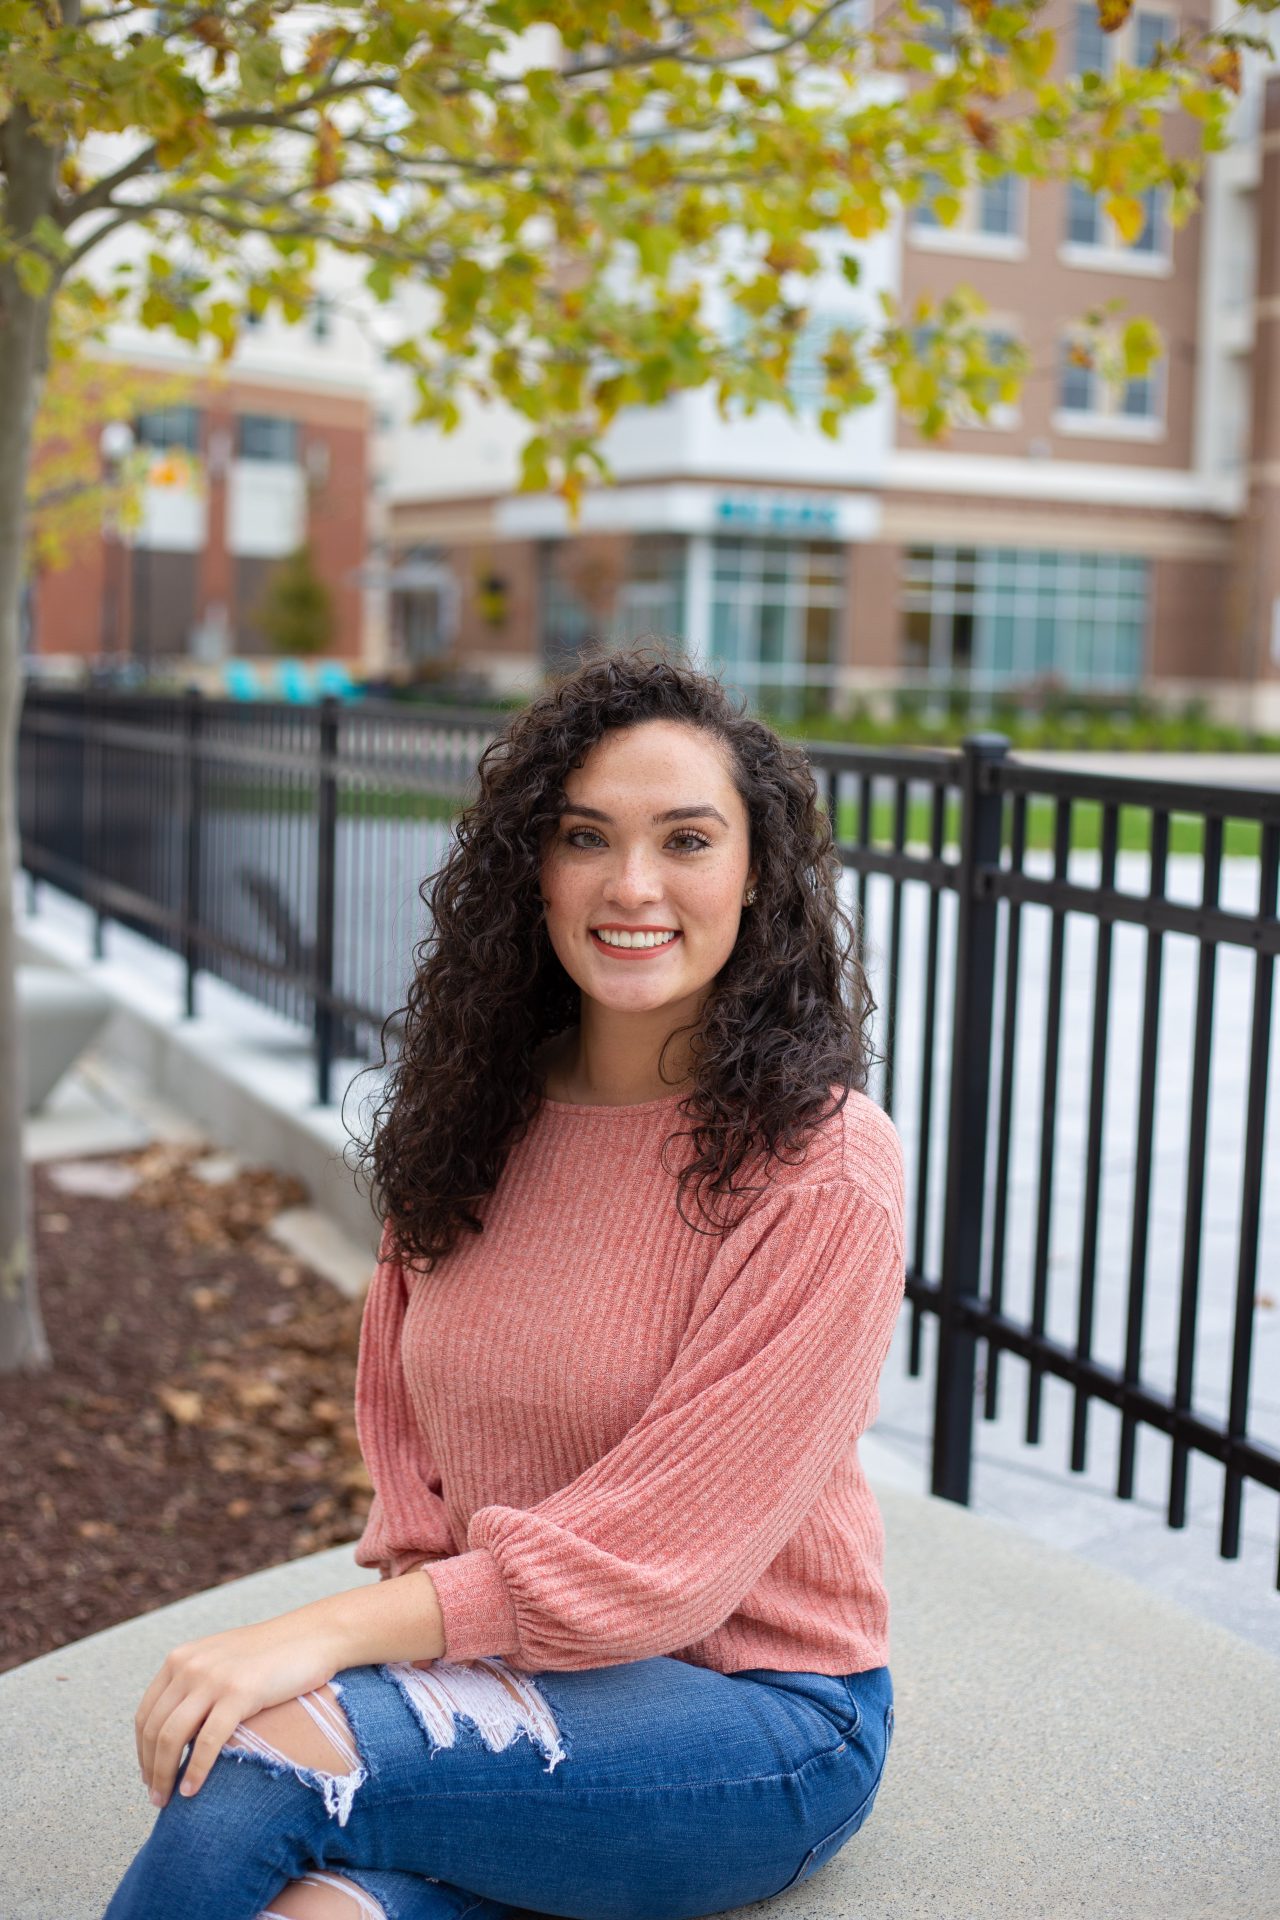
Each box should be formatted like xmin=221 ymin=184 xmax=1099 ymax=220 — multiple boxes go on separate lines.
xmin=1010 ymin=748 xmax=1280 ymax=787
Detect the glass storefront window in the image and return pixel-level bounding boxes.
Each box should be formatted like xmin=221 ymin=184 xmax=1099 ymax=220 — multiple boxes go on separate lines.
xmin=710 ymin=537 xmax=844 ymax=721
xmin=903 ymin=545 xmax=1148 ymax=690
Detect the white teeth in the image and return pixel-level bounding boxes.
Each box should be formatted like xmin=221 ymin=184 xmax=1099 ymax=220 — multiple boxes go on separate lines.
xmin=593 ymin=929 xmax=678 ymax=949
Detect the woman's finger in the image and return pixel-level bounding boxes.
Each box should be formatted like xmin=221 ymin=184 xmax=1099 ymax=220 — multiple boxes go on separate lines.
xmin=140 ymin=1675 xmax=200 ymax=1795
xmin=150 ymin=1688 xmax=218 ymax=1807
xmin=134 ymin=1659 xmax=179 ymax=1773
xmin=173 ymin=1696 xmax=248 ymax=1803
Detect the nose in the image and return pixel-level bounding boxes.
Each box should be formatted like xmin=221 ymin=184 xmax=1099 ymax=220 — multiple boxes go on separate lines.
xmin=602 ymin=845 xmax=664 ymax=906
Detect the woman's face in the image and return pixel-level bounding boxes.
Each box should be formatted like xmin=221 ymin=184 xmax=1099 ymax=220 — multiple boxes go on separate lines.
xmin=539 ymin=719 xmax=757 ymax=1021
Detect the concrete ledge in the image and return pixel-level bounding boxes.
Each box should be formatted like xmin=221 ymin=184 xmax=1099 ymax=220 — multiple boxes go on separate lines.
xmin=19 ymin=964 xmax=113 ymax=1113
xmin=3 ymin=1482 xmax=1276 ymax=1920
xmin=18 ymin=884 xmax=383 ymax=1255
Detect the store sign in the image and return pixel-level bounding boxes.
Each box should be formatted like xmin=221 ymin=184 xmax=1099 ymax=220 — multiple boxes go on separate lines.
xmin=713 ymin=494 xmax=840 ymax=535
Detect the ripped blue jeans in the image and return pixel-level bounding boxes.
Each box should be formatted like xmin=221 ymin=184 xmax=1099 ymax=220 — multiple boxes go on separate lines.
xmin=101 ymin=1654 xmax=895 ymax=1920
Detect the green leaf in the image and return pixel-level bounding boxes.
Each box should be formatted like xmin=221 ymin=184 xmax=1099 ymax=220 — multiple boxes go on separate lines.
xmin=365 ymin=257 xmax=397 ymax=302
xmin=1121 ymin=316 xmax=1161 ymax=376
xmin=15 ymin=251 xmax=52 ymax=298
xmin=31 ymin=214 xmax=70 ymax=261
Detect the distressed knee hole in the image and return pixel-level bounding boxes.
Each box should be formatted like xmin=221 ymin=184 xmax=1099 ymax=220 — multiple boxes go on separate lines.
xmin=259 ymin=1870 xmax=387 ymax=1920
xmin=382 ymin=1655 xmax=567 ymax=1774
xmin=222 ymin=1679 xmax=367 ymax=1826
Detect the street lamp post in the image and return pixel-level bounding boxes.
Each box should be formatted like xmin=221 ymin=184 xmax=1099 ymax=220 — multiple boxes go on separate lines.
xmin=98 ymin=420 xmax=135 ymax=669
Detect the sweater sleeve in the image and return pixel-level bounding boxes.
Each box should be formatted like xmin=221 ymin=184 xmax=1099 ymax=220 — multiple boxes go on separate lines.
xmin=351 ymin=1220 xmax=457 ymax=1580
xmin=425 ymin=1172 xmax=906 ymax=1670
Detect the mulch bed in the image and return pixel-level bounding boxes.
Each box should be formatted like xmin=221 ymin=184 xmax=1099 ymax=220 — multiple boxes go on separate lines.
xmin=1 ymin=1143 xmax=376 ymax=1675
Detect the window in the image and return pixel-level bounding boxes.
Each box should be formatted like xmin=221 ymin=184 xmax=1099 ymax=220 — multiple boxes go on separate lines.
xmin=1062 ymin=182 xmax=1168 ymax=264
xmin=1121 ymin=371 xmax=1158 ymax=419
xmin=977 ymin=175 xmax=1018 ymax=238
xmin=907 ymin=321 xmax=1023 ymax=429
xmin=236 ymin=414 xmax=300 ymax=462
xmin=1073 ymin=1 xmax=1108 ymax=78
xmin=1055 ymin=335 xmax=1164 ymax=433
xmin=903 ymin=546 xmax=1148 ymax=689
xmin=620 ymin=536 xmax=685 ymax=638
xmin=922 ymin=0 xmax=958 ymax=53
xmin=539 ymin=537 xmax=686 ymax=669
xmin=1074 ymin=4 xmax=1171 ymax=76
xmin=966 ymin=328 xmax=1021 ymax=428
xmin=1059 ymin=343 xmax=1096 ymax=414
xmin=311 ymin=294 xmax=334 ymax=343
xmin=134 ymin=406 xmax=201 ymax=452
xmin=910 ymin=171 xmax=1024 ymax=252
xmin=1066 ymin=180 xmax=1102 ymax=247
xmin=1135 ymin=11 xmax=1171 ymax=68
xmin=723 ymin=307 xmax=861 ymax=415
xmin=785 ymin=313 xmax=860 ymax=412
xmin=710 ymin=538 xmax=844 ymax=720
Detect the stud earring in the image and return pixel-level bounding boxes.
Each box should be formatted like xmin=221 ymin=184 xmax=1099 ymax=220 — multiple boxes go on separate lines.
xmin=744 ymin=887 xmax=757 ymax=905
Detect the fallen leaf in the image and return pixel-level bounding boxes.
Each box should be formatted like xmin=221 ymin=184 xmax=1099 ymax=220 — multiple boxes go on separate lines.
xmin=234 ymin=1377 xmax=282 ymax=1410
xmin=156 ymin=1386 xmax=204 ymax=1426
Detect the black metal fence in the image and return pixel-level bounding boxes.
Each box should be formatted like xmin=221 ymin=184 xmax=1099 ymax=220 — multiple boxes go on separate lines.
xmin=18 ymin=687 xmax=1280 ymax=1584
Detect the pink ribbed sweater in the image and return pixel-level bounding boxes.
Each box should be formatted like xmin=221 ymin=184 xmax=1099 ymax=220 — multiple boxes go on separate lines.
xmin=352 ymin=1084 xmax=906 ymax=1677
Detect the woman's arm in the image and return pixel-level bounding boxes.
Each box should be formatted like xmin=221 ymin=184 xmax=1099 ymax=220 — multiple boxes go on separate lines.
xmin=136 ymin=1558 xmax=449 ymax=1808
xmin=352 ymin=1221 xmax=456 ymax=1574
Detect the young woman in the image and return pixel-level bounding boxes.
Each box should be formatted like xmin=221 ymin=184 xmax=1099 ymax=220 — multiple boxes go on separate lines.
xmin=106 ymin=647 xmax=905 ymax=1920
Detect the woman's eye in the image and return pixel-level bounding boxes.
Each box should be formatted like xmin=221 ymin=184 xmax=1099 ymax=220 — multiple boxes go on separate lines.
xmin=561 ymin=828 xmax=710 ymax=853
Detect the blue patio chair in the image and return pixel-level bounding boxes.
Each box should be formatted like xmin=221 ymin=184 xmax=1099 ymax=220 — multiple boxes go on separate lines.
xmin=314 ymin=661 xmax=360 ymax=701
xmin=222 ymin=660 xmax=262 ymax=701
xmin=274 ymin=658 xmax=315 ymax=703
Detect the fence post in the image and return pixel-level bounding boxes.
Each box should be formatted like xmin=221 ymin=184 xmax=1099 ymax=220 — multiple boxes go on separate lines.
xmin=314 ymin=696 xmax=339 ymax=1106
xmin=85 ymin=689 xmax=107 ymax=961
xmin=932 ymin=731 xmax=1008 ymax=1505
xmin=181 ymin=686 xmax=202 ymax=1018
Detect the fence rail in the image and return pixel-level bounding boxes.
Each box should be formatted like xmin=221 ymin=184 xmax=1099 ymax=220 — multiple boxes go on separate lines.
xmin=18 ymin=686 xmax=1280 ymax=1587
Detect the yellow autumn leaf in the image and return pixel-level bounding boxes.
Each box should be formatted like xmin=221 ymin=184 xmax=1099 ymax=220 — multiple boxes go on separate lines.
xmin=1207 ymin=48 xmax=1242 ymax=97
xmin=1105 ymin=193 xmax=1146 ymax=245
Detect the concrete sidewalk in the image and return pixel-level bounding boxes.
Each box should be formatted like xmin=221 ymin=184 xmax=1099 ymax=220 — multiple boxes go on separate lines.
xmin=2 ymin=1482 xmax=1276 ymax=1920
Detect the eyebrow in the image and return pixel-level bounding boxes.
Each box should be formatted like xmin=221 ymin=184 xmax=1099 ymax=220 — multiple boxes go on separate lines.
xmin=559 ymin=803 xmax=731 ymax=829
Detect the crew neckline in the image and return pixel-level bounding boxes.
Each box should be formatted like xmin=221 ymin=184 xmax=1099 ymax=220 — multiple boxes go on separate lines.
xmin=537 ymin=1086 xmax=693 ymax=1116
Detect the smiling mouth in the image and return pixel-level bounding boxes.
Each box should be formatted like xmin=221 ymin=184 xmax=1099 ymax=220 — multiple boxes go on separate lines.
xmin=589 ymin=928 xmax=682 ymax=953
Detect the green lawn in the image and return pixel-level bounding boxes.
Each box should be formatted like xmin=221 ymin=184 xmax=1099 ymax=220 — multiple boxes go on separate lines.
xmin=833 ymin=795 xmax=1267 ymax=860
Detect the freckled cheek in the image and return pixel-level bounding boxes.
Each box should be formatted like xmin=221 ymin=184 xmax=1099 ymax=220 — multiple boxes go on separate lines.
xmin=674 ymin=879 xmax=745 ymax=954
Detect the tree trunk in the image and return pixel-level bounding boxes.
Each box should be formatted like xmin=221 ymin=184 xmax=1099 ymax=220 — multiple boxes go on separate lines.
xmin=0 ymin=100 xmax=63 ymax=1372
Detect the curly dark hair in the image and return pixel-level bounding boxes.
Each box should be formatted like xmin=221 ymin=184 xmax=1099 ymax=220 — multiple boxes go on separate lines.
xmin=348 ymin=641 xmax=877 ymax=1270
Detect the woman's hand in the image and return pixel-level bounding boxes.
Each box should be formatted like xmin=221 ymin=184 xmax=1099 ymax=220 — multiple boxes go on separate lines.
xmin=135 ymin=1611 xmax=347 ymax=1809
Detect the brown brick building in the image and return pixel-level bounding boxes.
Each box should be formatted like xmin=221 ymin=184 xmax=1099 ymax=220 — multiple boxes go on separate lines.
xmin=382 ymin=15 xmax=1280 ymax=729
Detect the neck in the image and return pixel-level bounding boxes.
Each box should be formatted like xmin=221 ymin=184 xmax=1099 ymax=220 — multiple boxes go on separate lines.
xmin=545 ymin=999 xmax=702 ymax=1106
